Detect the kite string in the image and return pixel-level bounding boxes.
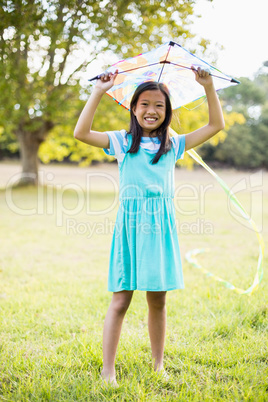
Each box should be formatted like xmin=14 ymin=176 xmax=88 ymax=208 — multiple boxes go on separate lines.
xmin=169 ymin=127 xmax=264 ymax=296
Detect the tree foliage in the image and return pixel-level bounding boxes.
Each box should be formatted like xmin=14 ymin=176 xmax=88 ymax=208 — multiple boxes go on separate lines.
xmin=171 ymin=98 xmax=245 ymax=169
xmin=199 ymin=64 xmax=268 ymax=168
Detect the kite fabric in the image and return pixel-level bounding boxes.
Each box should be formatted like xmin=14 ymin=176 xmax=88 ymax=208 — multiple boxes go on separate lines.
xmin=170 ymin=128 xmax=264 ymax=296
xmin=89 ymin=40 xmax=240 ymax=110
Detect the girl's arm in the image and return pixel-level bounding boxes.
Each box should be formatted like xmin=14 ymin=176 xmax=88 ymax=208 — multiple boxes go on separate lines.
xmin=74 ymin=71 xmax=118 ymax=148
xmin=184 ymin=67 xmax=225 ymax=152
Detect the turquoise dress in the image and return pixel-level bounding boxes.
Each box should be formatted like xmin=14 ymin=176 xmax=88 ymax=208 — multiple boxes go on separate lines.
xmin=103 ymin=130 xmax=185 ymax=292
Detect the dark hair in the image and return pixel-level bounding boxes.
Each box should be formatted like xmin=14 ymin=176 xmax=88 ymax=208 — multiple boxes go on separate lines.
xmin=127 ymin=81 xmax=172 ymax=164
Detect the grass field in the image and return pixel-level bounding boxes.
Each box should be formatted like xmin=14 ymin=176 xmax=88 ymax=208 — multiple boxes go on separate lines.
xmin=0 ymin=162 xmax=267 ymax=401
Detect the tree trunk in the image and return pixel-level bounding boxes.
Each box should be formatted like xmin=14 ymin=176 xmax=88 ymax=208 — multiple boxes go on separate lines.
xmin=16 ymin=131 xmax=42 ymax=186
xmin=14 ymin=121 xmax=54 ymax=186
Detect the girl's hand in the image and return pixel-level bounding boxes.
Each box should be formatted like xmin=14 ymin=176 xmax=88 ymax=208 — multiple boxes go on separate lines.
xmin=95 ymin=70 xmax=118 ymax=93
xmin=191 ymin=66 xmax=213 ymax=88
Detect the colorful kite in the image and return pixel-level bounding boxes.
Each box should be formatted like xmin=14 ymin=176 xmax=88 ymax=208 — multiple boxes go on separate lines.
xmin=90 ymin=41 xmax=264 ymax=295
xmin=89 ymin=40 xmax=240 ymax=110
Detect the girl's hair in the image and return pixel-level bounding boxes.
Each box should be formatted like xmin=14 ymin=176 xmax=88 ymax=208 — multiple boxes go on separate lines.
xmin=127 ymin=81 xmax=172 ymax=164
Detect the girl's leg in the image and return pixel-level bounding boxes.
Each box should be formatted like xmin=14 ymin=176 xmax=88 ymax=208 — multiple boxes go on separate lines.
xmin=102 ymin=290 xmax=134 ymax=383
xmin=146 ymin=291 xmax=167 ymax=372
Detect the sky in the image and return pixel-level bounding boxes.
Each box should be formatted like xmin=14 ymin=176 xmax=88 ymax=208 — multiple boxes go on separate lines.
xmin=191 ymin=0 xmax=268 ymax=78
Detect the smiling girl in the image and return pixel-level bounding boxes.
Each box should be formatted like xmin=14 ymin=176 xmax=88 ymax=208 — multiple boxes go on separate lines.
xmin=74 ymin=67 xmax=224 ymax=385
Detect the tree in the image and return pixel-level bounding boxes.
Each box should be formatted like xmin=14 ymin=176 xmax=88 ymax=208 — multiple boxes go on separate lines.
xmin=171 ymin=98 xmax=245 ymax=169
xmin=199 ymin=65 xmax=268 ymax=168
xmin=0 ymin=0 xmax=201 ymax=185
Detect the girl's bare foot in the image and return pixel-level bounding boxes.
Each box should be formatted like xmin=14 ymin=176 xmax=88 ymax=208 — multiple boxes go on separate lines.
xmin=101 ymin=369 xmax=118 ymax=387
xmin=155 ymin=368 xmax=170 ymax=381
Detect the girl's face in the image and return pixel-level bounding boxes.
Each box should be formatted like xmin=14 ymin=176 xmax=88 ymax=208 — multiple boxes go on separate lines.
xmin=132 ymin=90 xmax=166 ymax=136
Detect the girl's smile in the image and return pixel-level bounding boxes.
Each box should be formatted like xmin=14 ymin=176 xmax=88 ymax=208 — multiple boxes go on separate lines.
xmin=133 ymin=90 xmax=166 ymax=135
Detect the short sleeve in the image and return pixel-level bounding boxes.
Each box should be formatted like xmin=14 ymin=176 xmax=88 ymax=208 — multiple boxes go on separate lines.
xmin=171 ymin=134 xmax=186 ymax=161
xmin=103 ymin=129 xmax=128 ymax=164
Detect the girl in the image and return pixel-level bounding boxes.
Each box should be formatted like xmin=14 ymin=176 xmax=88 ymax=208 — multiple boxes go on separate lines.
xmin=74 ymin=67 xmax=224 ymax=386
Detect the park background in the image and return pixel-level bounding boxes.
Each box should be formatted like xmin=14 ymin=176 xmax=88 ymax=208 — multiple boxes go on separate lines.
xmin=0 ymin=0 xmax=267 ymax=400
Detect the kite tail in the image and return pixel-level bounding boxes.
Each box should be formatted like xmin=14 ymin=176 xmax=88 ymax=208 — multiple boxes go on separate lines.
xmin=170 ymin=127 xmax=264 ymax=296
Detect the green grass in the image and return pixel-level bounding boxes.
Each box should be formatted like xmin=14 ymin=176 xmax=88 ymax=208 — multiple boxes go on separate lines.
xmin=0 ymin=174 xmax=267 ymax=401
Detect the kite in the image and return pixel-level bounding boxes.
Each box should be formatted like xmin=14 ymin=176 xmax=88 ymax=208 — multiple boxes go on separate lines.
xmin=90 ymin=41 xmax=264 ymax=295
xmin=89 ymin=40 xmax=240 ymax=111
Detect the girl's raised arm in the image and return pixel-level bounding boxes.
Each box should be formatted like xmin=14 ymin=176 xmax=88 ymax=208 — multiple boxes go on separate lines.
xmin=74 ymin=71 xmax=118 ymax=148
xmin=184 ymin=67 xmax=225 ymax=152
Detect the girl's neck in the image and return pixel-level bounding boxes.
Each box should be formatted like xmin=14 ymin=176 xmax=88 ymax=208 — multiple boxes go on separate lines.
xmin=142 ymin=133 xmax=157 ymax=138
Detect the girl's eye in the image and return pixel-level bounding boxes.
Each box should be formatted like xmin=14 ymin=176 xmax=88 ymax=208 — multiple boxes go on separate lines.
xmin=157 ymin=104 xmax=164 ymax=107
xmin=141 ymin=103 xmax=148 ymax=106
